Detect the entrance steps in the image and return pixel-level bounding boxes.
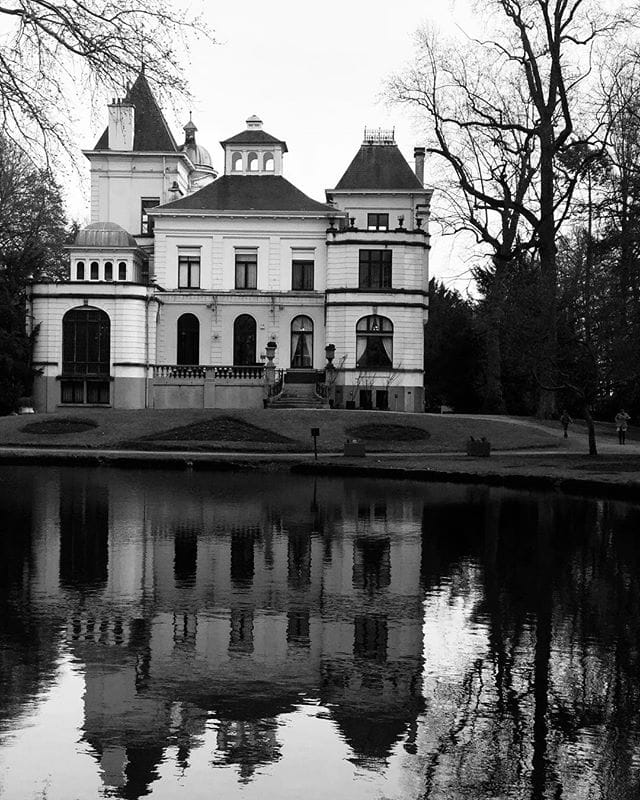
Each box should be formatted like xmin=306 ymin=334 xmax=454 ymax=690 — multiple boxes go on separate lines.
xmin=268 ymin=370 xmax=327 ymax=409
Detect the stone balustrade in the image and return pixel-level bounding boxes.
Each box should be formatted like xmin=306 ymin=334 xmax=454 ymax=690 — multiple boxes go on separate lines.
xmin=153 ymin=365 xmax=265 ymax=383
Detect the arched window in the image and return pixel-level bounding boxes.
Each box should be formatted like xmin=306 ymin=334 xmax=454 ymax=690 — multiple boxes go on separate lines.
xmin=233 ymin=314 xmax=257 ymax=366
xmin=104 ymin=261 xmax=113 ymax=281
xmin=118 ymin=261 xmax=127 ymax=281
xmin=247 ymin=152 xmax=259 ymax=171
xmin=356 ymin=315 xmax=393 ymax=369
xmin=61 ymin=308 xmax=110 ymax=404
xmin=90 ymin=261 xmax=99 ymax=280
xmin=76 ymin=261 xmax=84 ymax=280
xmin=231 ymin=152 xmax=243 ymax=171
xmin=263 ymin=152 xmax=274 ymax=171
xmin=177 ymin=313 xmax=200 ymax=365
xmin=290 ymin=315 xmax=313 ymax=368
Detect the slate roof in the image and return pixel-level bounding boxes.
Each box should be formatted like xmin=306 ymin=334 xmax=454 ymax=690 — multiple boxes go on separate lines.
xmin=94 ymin=71 xmax=178 ymax=152
xmin=156 ymin=175 xmax=334 ymax=214
xmin=333 ymin=144 xmax=423 ymax=191
xmin=220 ymin=129 xmax=288 ymax=153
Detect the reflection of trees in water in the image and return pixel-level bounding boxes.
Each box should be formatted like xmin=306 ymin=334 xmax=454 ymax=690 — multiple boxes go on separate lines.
xmin=417 ymin=490 xmax=640 ymax=799
xmin=0 ymin=470 xmax=60 ymax=730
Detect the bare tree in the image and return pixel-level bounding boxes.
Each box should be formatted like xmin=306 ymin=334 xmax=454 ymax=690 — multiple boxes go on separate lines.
xmin=0 ymin=1 xmax=211 ymax=164
xmin=389 ymin=1 xmax=632 ymax=417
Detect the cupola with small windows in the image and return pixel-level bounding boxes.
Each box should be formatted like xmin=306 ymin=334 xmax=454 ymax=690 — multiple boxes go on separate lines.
xmin=220 ymin=115 xmax=288 ymax=176
xmin=68 ymin=221 xmax=146 ymax=283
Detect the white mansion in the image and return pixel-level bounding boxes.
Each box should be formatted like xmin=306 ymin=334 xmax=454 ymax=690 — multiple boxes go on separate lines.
xmin=29 ymin=72 xmax=432 ymax=413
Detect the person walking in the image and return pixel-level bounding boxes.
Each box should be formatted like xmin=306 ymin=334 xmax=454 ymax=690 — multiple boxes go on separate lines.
xmin=615 ymin=409 xmax=631 ymax=444
xmin=559 ymin=410 xmax=572 ymax=438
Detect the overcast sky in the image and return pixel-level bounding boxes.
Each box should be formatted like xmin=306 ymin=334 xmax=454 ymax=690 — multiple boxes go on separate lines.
xmin=79 ymin=0 xmax=477 ymax=292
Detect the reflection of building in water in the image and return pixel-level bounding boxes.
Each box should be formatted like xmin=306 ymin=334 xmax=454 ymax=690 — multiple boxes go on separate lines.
xmin=214 ymin=719 xmax=281 ymax=784
xmin=25 ymin=470 xmax=424 ymax=795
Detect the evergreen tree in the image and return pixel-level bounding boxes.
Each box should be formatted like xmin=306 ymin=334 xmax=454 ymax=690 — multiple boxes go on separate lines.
xmin=0 ymin=137 xmax=67 ymax=414
xmin=424 ymin=279 xmax=482 ymax=412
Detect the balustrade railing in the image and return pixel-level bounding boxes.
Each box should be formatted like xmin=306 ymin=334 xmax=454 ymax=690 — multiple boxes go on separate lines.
xmin=153 ymin=365 xmax=265 ymax=382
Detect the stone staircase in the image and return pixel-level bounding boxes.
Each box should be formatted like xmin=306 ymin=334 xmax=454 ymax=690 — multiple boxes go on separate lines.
xmin=268 ymin=369 xmax=327 ymax=409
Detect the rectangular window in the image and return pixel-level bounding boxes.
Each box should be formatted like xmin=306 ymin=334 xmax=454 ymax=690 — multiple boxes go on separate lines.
xmin=178 ymin=251 xmax=201 ymax=289
xmin=235 ymin=249 xmax=257 ymax=289
xmin=292 ymin=260 xmax=314 ymax=290
xmin=141 ymin=198 xmax=159 ymax=235
xmin=61 ymin=380 xmax=110 ymax=405
xmin=359 ymin=250 xmax=392 ymax=289
xmin=367 ymin=213 xmax=389 ymax=231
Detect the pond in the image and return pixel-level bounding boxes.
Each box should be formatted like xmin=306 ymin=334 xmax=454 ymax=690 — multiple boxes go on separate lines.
xmin=0 ymin=466 xmax=639 ymax=799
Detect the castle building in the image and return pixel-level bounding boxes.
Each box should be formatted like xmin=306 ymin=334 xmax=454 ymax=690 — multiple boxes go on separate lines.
xmin=28 ymin=72 xmax=432 ymax=412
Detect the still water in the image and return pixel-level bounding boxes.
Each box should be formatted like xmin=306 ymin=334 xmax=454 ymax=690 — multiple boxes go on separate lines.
xmin=0 ymin=466 xmax=639 ymax=799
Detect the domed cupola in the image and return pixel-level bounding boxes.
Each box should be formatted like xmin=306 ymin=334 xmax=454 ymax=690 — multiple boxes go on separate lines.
xmin=69 ymin=221 xmax=145 ymax=283
xmin=180 ymin=114 xmax=217 ymax=187
xmin=74 ymin=221 xmax=139 ymax=248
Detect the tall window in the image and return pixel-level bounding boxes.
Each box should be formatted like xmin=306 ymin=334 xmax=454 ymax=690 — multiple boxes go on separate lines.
xmin=235 ymin=249 xmax=257 ymax=289
xmin=61 ymin=308 xmax=110 ymax=405
xmin=291 ymin=315 xmax=313 ymax=368
xmin=367 ymin=213 xmax=389 ymax=231
xmin=356 ymin=315 xmax=393 ymax=369
xmin=359 ymin=250 xmax=392 ymax=289
xmin=76 ymin=261 xmax=84 ymax=280
xmin=178 ymin=250 xmax=201 ymax=288
xmin=141 ymin=198 xmax=159 ymax=235
xmin=231 ymin=152 xmax=243 ymax=171
xmin=233 ymin=314 xmax=257 ymax=365
xmin=118 ymin=261 xmax=127 ymax=281
xmin=104 ymin=261 xmax=113 ymax=281
xmin=177 ymin=313 xmax=200 ymax=364
xmin=292 ymin=260 xmax=314 ymax=290
xmin=90 ymin=261 xmax=99 ymax=280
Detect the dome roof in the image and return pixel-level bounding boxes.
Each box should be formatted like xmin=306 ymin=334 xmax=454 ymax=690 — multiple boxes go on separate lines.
xmin=74 ymin=221 xmax=139 ymax=248
xmin=181 ymin=141 xmax=214 ymax=169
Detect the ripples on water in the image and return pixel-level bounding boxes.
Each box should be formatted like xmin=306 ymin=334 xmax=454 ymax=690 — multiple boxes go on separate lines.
xmin=0 ymin=466 xmax=639 ymax=799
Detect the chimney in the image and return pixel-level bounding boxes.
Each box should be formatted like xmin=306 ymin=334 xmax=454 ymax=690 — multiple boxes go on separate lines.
xmin=414 ymin=146 xmax=425 ymax=185
xmin=107 ymin=98 xmax=135 ymax=151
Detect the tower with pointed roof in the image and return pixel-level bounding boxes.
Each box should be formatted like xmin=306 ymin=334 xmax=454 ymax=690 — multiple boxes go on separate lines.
xmin=323 ymin=129 xmax=432 ymax=412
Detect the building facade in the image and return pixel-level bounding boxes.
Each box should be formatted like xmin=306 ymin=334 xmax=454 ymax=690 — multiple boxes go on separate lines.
xmin=29 ymin=72 xmax=432 ymax=413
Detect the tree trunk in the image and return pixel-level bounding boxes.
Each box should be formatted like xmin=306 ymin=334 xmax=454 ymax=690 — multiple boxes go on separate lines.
xmin=583 ymin=404 xmax=598 ymax=456
xmin=536 ymin=130 xmax=559 ymax=419
xmin=482 ymin=258 xmax=508 ymax=413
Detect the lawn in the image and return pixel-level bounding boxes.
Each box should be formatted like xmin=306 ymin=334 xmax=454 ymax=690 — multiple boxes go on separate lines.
xmin=0 ymin=408 xmax=565 ymax=453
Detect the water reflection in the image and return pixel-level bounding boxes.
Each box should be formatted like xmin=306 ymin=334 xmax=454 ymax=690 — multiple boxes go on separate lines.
xmin=0 ymin=468 xmax=639 ymax=798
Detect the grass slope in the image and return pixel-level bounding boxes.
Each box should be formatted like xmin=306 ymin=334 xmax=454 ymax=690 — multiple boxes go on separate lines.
xmin=0 ymin=408 xmax=565 ymax=453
